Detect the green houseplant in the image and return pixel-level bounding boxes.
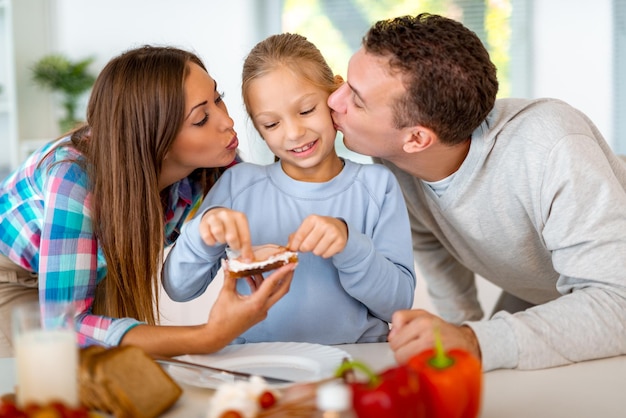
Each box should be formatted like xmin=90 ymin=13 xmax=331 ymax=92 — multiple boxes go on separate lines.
xmin=31 ymin=54 xmax=96 ymax=133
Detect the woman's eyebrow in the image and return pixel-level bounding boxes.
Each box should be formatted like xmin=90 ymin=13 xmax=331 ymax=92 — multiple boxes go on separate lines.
xmin=185 ymin=80 xmax=217 ymax=120
xmin=185 ymin=100 xmax=208 ymax=120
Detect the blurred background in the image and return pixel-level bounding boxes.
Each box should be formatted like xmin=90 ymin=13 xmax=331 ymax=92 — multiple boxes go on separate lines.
xmin=0 ymin=0 xmax=623 ymax=321
xmin=1 ymin=0 xmax=623 ymax=174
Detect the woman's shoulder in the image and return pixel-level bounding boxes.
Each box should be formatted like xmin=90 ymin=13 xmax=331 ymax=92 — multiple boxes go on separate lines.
xmin=35 ymin=140 xmax=89 ymax=186
xmin=0 ymin=138 xmax=90 ymax=201
xmin=35 ymin=138 xmax=83 ymax=164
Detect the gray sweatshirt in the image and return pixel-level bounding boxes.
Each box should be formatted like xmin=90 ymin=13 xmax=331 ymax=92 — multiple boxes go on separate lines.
xmin=381 ymin=98 xmax=626 ymax=371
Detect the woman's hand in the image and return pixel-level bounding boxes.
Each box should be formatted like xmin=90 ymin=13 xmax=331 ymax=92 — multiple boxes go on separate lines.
xmin=388 ymin=309 xmax=482 ymax=365
xmin=204 ymin=262 xmax=296 ymax=346
xmin=244 ymin=273 xmax=264 ymax=292
xmin=119 ymin=264 xmax=295 ymax=357
xmin=287 ymin=215 xmax=348 ymax=258
xmin=200 ymin=208 xmax=253 ymax=261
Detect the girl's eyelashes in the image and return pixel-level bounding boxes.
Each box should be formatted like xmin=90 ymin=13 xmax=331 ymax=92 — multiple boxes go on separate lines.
xmin=261 ymin=108 xmax=312 ymax=129
xmin=262 ymin=121 xmax=278 ymax=130
xmin=193 ymin=113 xmax=209 ymax=127
xmin=255 ymin=102 xmax=320 ymax=130
xmin=300 ymin=106 xmax=316 ymax=116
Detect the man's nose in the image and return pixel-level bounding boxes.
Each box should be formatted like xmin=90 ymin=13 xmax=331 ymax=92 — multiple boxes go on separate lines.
xmin=328 ymin=83 xmax=347 ymax=113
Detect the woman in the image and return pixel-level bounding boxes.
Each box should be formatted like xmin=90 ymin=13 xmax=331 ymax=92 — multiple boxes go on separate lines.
xmin=0 ymin=46 xmax=295 ymax=357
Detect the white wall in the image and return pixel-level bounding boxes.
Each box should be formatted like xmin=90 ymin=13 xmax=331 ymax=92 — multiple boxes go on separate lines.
xmin=12 ymin=0 xmax=56 ymax=144
xmin=15 ymin=0 xmax=276 ymax=162
xmin=531 ymin=0 xmax=614 ymax=147
xmin=12 ymin=0 xmax=617 ymax=155
xmin=57 ymin=0 xmax=271 ymax=163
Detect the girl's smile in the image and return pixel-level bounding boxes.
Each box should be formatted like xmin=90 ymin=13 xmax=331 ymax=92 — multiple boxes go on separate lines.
xmin=289 ymin=139 xmax=319 ymax=156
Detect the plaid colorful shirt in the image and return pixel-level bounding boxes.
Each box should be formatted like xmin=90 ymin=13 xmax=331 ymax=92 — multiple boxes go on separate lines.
xmin=0 ymin=138 xmax=204 ymax=347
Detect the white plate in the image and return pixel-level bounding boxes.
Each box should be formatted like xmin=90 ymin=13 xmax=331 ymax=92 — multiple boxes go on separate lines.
xmin=166 ymin=342 xmax=350 ymax=389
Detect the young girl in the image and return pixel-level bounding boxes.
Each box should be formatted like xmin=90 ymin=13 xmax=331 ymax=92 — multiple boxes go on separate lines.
xmin=0 ymin=46 xmax=295 ymax=357
xmin=163 ymin=34 xmax=415 ymax=344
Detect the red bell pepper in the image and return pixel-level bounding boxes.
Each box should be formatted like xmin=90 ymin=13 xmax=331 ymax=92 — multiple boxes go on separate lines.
xmin=335 ymin=360 xmax=425 ymax=418
xmin=407 ymin=330 xmax=482 ymax=418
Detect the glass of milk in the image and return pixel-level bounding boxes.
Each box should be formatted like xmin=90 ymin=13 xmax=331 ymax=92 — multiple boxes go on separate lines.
xmin=12 ymin=301 xmax=79 ymax=408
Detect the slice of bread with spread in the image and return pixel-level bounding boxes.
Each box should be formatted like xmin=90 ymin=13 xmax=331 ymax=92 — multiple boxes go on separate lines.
xmin=225 ymin=244 xmax=298 ymax=279
xmin=79 ymin=345 xmax=182 ymax=418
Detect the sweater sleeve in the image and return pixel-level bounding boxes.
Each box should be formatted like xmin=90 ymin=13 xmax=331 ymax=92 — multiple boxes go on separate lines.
xmin=37 ymin=161 xmax=141 ymax=347
xmin=331 ymin=168 xmax=416 ymax=321
xmin=394 ymin=166 xmax=485 ymax=323
xmin=468 ymin=135 xmax=626 ymax=371
xmin=411 ymin=227 xmax=484 ymax=324
xmin=162 ymin=176 xmax=229 ymax=301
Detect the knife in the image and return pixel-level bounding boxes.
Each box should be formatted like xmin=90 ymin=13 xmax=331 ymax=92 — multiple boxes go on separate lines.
xmin=152 ymin=355 xmax=295 ymax=385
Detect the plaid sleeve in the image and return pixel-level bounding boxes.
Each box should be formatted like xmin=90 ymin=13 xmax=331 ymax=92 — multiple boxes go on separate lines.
xmin=37 ymin=161 xmax=140 ymax=346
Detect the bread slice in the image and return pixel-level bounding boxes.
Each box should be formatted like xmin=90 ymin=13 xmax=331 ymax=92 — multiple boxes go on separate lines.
xmin=78 ymin=345 xmax=112 ymax=412
xmin=79 ymin=345 xmax=182 ymax=418
xmin=225 ymin=244 xmax=298 ymax=279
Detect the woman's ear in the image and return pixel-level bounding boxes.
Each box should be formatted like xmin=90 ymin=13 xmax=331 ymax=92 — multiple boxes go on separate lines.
xmin=402 ymin=126 xmax=435 ymax=154
xmin=333 ymin=74 xmax=344 ymax=86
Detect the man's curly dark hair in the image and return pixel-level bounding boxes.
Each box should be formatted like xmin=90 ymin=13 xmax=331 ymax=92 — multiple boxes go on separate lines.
xmin=364 ymin=13 xmax=499 ymax=145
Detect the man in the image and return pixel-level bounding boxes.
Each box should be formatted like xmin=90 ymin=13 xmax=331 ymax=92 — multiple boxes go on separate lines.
xmin=328 ymin=13 xmax=626 ymax=371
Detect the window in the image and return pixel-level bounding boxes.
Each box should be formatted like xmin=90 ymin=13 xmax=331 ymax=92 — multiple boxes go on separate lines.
xmin=280 ymin=0 xmax=530 ymax=162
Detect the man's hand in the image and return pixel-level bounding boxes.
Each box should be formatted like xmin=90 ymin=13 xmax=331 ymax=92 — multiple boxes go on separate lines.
xmin=388 ymin=309 xmax=482 ymax=364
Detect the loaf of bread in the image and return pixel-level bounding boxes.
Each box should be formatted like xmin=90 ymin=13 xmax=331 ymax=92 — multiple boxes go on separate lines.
xmin=78 ymin=345 xmax=182 ymax=418
xmin=224 ymin=244 xmax=298 ymax=279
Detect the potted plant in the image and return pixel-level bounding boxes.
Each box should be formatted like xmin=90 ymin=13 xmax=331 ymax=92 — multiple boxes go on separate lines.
xmin=31 ymin=54 xmax=96 ymax=133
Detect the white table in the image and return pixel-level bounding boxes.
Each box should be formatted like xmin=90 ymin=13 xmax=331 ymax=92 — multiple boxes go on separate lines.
xmin=2 ymin=344 xmax=625 ymax=418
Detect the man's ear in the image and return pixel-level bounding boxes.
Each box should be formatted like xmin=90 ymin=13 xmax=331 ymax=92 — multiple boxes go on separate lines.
xmin=402 ymin=126 xmax=435 ymax=153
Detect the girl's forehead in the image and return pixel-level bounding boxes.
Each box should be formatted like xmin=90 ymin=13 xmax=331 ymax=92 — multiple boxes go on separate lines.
xmin=277 ymin=63 xmax=334 ymax=91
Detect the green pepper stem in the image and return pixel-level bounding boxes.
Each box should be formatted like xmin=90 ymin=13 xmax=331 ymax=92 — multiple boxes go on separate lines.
xmin=335 ymin=359 xmax=380 ymax=387
xmin=429 ymin=327 xmax=455 ymax=369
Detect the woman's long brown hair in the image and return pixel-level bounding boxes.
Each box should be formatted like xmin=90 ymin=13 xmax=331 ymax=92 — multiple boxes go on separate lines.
xmin=70 ymin=46 xmax=219 ymax=324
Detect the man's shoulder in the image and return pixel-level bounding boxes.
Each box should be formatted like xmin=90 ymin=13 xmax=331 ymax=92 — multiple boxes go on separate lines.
xmin=485 ymin=98 xmax=597 ymax=148
xmin=370 ymin=158 xmax=410 ymax=177
xmin=491 ymin=98 xmax=583 ymax=126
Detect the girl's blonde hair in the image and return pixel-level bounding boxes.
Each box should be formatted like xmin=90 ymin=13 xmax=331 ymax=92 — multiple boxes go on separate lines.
xmin=242 ymin=33 xmax=339 ymax=118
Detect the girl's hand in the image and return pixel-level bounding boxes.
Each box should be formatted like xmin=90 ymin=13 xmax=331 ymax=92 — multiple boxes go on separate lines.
xmin=200 ymin=208 xmax=253 ymax=261
xmin=287 ymin=215 xmax=348 ymax=258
